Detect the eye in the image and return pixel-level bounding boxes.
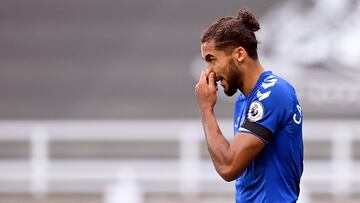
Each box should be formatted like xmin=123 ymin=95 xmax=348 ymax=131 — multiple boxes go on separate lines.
xmin=205 ymin=55 xmax=216 ymax=63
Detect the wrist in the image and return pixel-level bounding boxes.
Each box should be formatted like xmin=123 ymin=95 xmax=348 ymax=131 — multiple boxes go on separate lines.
xmin=201 ymin=107 xmax=214 ymax=116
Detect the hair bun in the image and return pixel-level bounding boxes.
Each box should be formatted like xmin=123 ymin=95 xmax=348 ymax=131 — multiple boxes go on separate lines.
xmin=238 ymin=9 xmax=260 ymax=32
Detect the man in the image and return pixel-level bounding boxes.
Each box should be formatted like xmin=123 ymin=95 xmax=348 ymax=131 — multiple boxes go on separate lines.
xmin=195 ymin=9 xmax=303 ymax=203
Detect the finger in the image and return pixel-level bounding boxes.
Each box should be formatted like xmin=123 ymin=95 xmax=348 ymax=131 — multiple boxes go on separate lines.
xmin=205 ymin=70 xmax=211 ymax=84
xmin=208 ymin=72 xmax=216 ymax=89
xmin=198 ymin=71 xmax=206 ymax=84
xmin=205 ymin=69 xmax=210 ymax=77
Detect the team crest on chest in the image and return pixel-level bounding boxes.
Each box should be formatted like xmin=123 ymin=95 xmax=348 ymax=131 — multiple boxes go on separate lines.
xmin=247 ymin=101 xmax=265 ymax=122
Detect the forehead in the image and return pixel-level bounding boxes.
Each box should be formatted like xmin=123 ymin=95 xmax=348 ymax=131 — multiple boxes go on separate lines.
xmin=201 ymin=41 xmax=230 ymax=60
xmin=200 ymin=41 xmax=216 ymax=58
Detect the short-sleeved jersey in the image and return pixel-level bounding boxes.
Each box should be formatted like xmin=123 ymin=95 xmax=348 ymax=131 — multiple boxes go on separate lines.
xmin=233 ymin=71 xmax=303 ymax=203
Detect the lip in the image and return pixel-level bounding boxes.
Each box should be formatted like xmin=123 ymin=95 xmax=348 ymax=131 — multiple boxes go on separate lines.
xmin=214 ymin=75 xmax=223 ymax=82
xmin=221 ymin=79 xmax=225 ymax=87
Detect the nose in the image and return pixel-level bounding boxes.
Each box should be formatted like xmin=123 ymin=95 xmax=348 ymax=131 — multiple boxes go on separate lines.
xmin=205 ymin=67 xmax=214 ymax=77
xmin=206 ymin=64 xmax=214 ymax=73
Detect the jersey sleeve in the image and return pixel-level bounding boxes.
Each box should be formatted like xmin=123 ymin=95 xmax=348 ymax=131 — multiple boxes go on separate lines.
xmin=238 ymin=83 xmax=293 ymax=144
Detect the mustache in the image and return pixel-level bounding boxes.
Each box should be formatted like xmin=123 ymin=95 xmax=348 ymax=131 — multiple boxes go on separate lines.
xmin=214 ymin=74 xmax=223 ymax=82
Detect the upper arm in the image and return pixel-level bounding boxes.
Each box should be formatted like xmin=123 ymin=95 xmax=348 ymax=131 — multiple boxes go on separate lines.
xmin=221 ymin=131 xmax=266 ymax=181
xmin=238 ymin=80 xmax=295 ymax=144
xmin=222 ymin=79 xmax=295 ymax=181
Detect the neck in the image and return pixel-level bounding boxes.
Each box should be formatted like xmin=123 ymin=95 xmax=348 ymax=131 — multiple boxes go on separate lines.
xmin=238 ymin=59 xmax=264 ymax=96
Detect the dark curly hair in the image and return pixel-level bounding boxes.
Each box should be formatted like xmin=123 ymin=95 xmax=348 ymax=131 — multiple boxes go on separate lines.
xmin=201 ymin=9 xmax=260 ymax=59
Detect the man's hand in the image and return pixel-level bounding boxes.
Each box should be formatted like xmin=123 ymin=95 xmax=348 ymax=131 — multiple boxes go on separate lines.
xmin=195 ymin=70 xmax=218 ymax=112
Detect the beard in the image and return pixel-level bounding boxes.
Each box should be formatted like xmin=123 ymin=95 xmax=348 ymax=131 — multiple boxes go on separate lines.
xmin=223 ymin=59 xmax=238 ymax=96
xmin=224 ymin=82 xmax=238 ymax=96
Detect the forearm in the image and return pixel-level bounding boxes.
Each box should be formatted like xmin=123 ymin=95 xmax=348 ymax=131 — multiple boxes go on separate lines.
xmin=200 ymin=109 xmax=232 ymax=175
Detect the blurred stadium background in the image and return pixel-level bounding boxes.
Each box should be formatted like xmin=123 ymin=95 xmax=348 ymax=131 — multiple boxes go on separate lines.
xmin=0 ymin=0 xmax=360 ymax=202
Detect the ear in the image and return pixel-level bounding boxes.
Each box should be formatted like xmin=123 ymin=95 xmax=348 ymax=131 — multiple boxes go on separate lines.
xmin=232 ymin=47 xmax=246 ymax=63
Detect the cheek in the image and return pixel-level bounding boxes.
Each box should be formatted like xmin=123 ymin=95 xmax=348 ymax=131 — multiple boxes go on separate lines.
xmin=212 ymin=62 xmax=231 ymax=80
xmin=225 ymin=63 xmax=238 ymax=79
xmin=220 ymin=67 xmax=232 ymax=81
xmin=214 ymin=64 xmax=227 ymax=75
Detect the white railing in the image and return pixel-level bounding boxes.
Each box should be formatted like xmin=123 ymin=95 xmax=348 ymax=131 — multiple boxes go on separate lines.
xmin=0 ymin=119 xmax=359 ymax=203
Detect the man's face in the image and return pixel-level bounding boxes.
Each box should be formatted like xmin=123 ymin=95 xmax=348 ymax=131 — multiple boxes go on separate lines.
xmin=201 ymin=41 xmax=239 ymax=96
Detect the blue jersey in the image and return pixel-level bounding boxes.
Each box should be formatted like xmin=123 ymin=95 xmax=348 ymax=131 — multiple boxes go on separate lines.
xmin=234 ymin=71 xmax=303 ymax=203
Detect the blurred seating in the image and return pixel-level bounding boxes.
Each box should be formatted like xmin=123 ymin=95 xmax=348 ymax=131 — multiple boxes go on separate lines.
xmin=0 ymin=119 xmax=359 ymax=203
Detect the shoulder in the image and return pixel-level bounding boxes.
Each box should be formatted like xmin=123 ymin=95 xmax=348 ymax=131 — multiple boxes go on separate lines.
xmin=255 ymin=73 xmax=296 ymax=106
xmin=246 ymin=73 xmax=297 ymax=123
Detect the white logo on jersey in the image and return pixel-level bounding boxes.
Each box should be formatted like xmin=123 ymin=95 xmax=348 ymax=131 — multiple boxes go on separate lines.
xmin=293 ymin=105 xmax=302 ymax=124
xmin=256 ymin=75 xmax=277 ymax=102
xmin=261 ymin=75 xmax=277 ymax=89
xmin=247 ymin=101 xmax=265 ymax=122
xmin=257 ymin=90 xmax=272 ymax=101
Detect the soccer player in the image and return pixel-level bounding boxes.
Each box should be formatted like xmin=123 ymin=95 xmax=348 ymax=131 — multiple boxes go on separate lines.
xmin=195 ymin=9 xmax=303 ymax=203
